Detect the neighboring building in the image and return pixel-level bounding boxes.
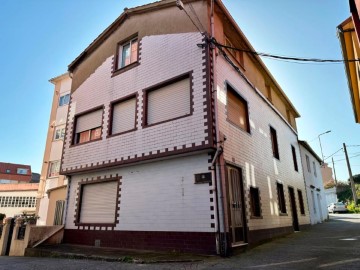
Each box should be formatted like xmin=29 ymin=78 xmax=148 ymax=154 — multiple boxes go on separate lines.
xmin=60 ymin=0 xmax=310 ymax=255
xmin=36 ymin=73 xmax=71 ymax=226
xmin=31 ymin=173 xmax=41 ymax=183
xmin=298 ymin=141 xmax=328 ymax=224
xmin=337 ymin=0 xmax=360 ymax=124
xmin=0 ymin=162 xmax=32 ymax=184
xmin=321 ymin=163 xmax=336 ymax=186
xmin=324 ymin=187 xmax=337 ymax=206
xmin=0 ymin=183 xmax=38 ymax=218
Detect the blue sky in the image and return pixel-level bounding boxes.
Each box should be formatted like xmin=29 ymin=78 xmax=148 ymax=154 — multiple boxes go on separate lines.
xmin=0 ymin=0 xmax=359 ymax=181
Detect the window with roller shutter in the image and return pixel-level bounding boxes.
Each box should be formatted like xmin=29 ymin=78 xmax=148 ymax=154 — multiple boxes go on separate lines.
xmin=110 ymin=95 xmax=137 ymax=136
xmin=226 ymin=84 xmax=250 ymax=133
xmin=73 ymin=107 xmax=103 ymax=145
xmin=78 ymin=180 xmax=118 ymax=224
xmin=145 ymin=73 xmax=191 ymax=126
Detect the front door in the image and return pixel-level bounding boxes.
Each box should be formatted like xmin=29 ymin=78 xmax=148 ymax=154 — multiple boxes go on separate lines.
xmin=227 ymin=166 xmax=247 ymax=245
xmin=288 ymin=187 xmax=299 ymax=231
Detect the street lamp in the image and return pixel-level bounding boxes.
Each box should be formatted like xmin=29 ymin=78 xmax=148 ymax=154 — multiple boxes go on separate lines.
xmin=318 ymin=130 xmax=331 ymax=165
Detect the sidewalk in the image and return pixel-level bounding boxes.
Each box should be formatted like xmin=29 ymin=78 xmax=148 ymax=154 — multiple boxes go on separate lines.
xmin=25 ymin=244 xmax=215 ymax=264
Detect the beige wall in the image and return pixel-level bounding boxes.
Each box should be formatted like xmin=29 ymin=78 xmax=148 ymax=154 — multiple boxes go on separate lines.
xmin=46 ymin=186 xmax=67 ymax=226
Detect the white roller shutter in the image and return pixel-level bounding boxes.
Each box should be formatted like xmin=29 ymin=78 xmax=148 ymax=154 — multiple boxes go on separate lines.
xmin=76 ymin=109 xmax=103 ymax=133
xmin=147 ymin=77 xmax=190 ymax=125
xmin=80 ymin=181 xmax=117 ymax=224
xmin=112 ymin=98 xmax=136 ymax=134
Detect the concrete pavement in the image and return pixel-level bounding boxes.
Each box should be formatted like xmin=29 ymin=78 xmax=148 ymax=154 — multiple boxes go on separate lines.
xmin=0 ymin=214 xmax=359 ymax=269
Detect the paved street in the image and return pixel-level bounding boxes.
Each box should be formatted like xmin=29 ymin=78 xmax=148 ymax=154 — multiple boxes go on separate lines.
xmin=0 ymin=214 xmax=359 ymax=270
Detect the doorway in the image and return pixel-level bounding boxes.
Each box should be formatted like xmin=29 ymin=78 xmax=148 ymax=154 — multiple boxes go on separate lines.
xmin=288 ymin=187 xmax=299 ymax=231
xmin=226 ymin=165 xmax=247 ymax=245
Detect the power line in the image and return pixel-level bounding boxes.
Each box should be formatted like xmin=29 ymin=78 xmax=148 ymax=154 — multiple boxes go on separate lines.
xmin=347 ymin=145 xmax=360 ymax=147
xmin=333 ymin=153 xmax=360 ymax=163
xmin=324 ymin=148 xmax=343 ymax=161
xmin=188 ymin=3 xmax=205 ymax=33
xmin=177 ymin=1 xmax=204 ymax=34
xmin=211 ymin=40 xmax=360 ymax=64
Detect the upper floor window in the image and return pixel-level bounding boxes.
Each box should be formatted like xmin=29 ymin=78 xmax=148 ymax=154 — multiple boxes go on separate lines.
xmin=59 ymin=93 xmax=70 ymax=106
xmin=117 ymin=37 xmax=138 ymax=70
xmin=110 ymin=95 xmax=137 ymax=136
xmin=270 ymin=126 xmax=279 ymax=159
xmin=313 ymin=161 xmax=317 ymax=177
xmin=48 ymin=160 xmax=60 ymax=178
xmin=73 ymin=108 xmax=103 ymax=145
xmin=144 ymin=73 xmax=191 ymax=126
xmin=306 ymin=155 xmax=311 ymax=173
xmin=227 ymin=85 xmax=250 ymax=133
xmin=54 ymin=126 xmax=66 ymax=140
xmin=17 ymin=168 xmax=28 ymax=175
xmin=225 ymin=36 xmax=244 ymax=68
xmin=291 ymin=145 xmax=298 ymax=172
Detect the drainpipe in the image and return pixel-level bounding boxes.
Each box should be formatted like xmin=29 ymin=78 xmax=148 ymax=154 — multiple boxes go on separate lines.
xmin=210 ymin=0 xmax=227 ymax=257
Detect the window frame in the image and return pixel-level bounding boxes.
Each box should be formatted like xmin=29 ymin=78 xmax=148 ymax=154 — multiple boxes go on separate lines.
xmin=54 ymin=125 xmax=66 ymax=141
xmin=291 ymin=145 xmax=298 ymax=172
xmin=276 ymin=182 xmax=287 ymax=214
xmin=297 ymin=189 xmax=306 ymax=215
xmin=108 ymin=93 xmax=138 ymax=137
xmin=75 ymin=177 xmax=120 ymax=227
xmin=58 ymin=93 xmax=70 ymax=107
xmin=142 ymin=72 xmax=193 ymax=128
xmin=270 ymin=126 xmax=280 ymax=160
xmin=249 ymin=186 xmax=262 ymax=218
xmin=306 ymin=155 xmax=311 ymax=173
xmin=48 ymin=160 xmax=60 ymax=178
xmin=224 ymin=35 xmax=245 ymax=69
xmin=313 ymin=161 xmax=317 ymax=177
xmin=226 ymin=83 xmax=250 ymax=133
xmin=17 ymin=168 xmax=28 ymax=175
xmin=71 ymin=105 xmax=104 ymax=146
xmin=114 ymin=33 xmax=139 ymax=75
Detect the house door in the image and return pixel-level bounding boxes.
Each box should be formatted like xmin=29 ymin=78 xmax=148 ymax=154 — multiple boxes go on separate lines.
xmin=288 ymin=187 xmax=299 ymax=231
xmin=227 ymin=166 xmax=247 ymax=245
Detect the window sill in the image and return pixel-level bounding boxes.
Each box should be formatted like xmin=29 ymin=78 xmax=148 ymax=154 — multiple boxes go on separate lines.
xmin=75 ymin=222 xmax=116 ymax=227
xmin=47 ymin=176 xmax=60 ymax=179
xmin=70 ymin=138 xmax=102 ymax=148
xmin=250 ymin=215 xmax=263 ymax=219
xmin=279 ymin=213 xmax=288 ymax=216
xmin=112 ymin=61 xmax=140 ymax=77
xmin=107 ymin=128 xmax=137 ymax=138
xmin=226 ymin=118 xmax=251 ymax=135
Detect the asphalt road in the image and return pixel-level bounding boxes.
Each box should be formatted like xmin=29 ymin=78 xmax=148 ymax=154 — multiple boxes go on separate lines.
xmin=1 ymin=214 xmax=359 ymax=270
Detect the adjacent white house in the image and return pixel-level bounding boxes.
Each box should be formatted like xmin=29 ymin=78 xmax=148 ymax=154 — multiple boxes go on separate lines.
xmin=298 ymin=140 xmax=328 ymax=224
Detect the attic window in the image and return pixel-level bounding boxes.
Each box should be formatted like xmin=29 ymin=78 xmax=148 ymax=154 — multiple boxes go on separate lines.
xmin=116 ymin=36 xmax=138 ymax=70
xmin=225 ymin=36 xmax=244 ymax=68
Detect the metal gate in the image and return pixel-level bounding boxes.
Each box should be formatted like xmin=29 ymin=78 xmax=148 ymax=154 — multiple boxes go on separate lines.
xmin=53 ymin=200 xmax=65 ymax=225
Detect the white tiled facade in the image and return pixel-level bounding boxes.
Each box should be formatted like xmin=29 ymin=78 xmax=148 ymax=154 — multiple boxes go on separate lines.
xmin=215 ymin=56 xmax=310 ymax=230
xmin=299 ymin=143 xmax=328 ymax=224
xmin=62 ymin=33 xmax=209 ymax=172
xmin=65 ymin=153 xmax=214 ymax=232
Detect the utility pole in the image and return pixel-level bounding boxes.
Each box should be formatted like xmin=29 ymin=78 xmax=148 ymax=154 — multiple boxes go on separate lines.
xmin=343 ymin=143 xmax=358 ymax=206
xmin=332 ymin=157 xmax=338 ymax=186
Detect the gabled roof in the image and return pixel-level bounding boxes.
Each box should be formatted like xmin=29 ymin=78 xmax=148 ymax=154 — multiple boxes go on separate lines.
xmin=298 ymin=140 xmax=322 ymax=163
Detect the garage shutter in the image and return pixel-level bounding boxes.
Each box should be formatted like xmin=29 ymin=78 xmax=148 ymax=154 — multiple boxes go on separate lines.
xmin=76 ymin=109 xmax=103 ymax=133
xmin=147 ymin=77 xmax=190 ymax=125
xmin=80 ymin=181 xmax=117 ymax=224
xmin=112 ymin=98 xmax=136 ymax=134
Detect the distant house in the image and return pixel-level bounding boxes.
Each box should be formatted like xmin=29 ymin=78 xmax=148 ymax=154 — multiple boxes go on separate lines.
xmin=59 ymin=0 xmax=310 ymax=255
xmin=0 ymin=162 xmax=32 ymax=184
xmin=337 ymin=0 xmax=360 ymax=124
xmin=36 ymin=73 xmax=71 ymax=226
xmin=298 ymin=141 xmax=328 ymax=224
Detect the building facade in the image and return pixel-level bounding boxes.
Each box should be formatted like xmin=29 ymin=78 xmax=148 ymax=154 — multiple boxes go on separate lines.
xmin=338 ymin=0 xmax=360 ymax=124
xmin=0 ymin=162 xmax=32 ymax=184
xmin=36 ymin=73 xmax=71 ymax=226
xmin=60 ymin=0 xmax=310 ymax=255
xmin=298 ymin=141 xmax=328 ymax=224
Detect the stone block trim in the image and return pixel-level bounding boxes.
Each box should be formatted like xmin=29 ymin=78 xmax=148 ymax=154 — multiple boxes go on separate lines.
xmin=63 ymin=229 xmax=217 ymax=255
xmin=73 ymin=175 xmax=122 ymax=230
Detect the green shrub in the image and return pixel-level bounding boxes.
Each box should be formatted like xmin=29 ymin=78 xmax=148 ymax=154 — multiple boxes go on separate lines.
xmin=346 ymin=202 xmax=360 ymax=213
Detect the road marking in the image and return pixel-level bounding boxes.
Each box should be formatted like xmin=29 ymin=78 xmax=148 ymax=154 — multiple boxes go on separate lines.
xmin=318 ymin=258 xmax=360 ymax=268
xmin=245 ymin=258 xmax=317 ymax=268
xmin=339 ymin=238 xmax=357 ymax=241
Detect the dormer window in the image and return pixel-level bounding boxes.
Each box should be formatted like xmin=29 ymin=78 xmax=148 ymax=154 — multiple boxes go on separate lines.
xmin=117 ymin=36 xmax=138 ymax=70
